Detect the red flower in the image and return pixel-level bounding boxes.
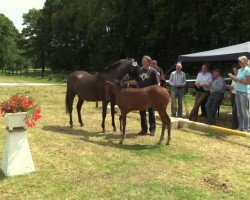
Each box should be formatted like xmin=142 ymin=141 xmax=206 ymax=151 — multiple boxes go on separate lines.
xmin=25 ymin=119 xmax=36 ymax=127
xmin=33 ymin=112 xmax=41 ymax=121
xmin=1 ymin=94 xmax=42 ymax=128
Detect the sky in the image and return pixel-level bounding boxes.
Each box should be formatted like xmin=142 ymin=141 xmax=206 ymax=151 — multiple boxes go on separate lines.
xmin=0 ymin=0 xmax=45 ymax=32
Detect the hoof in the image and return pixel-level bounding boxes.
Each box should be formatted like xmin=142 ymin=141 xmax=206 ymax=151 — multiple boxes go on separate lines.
xmin=70 ymin=125 xmax=73 ymax=129
xmin=119 ymin=140 xmax=124 ymax=145
xmin=113 ymin=128 xmax=117 ymax=132
xmin=102 ymin=130 xmax=106 ymax=134
xmin=80 ymin=123 xmax=84 ymax=127
xmin=158 ymin=138 xmax=163 ymax=145
xmin=166 ymin=142 xmax=170 ymax=145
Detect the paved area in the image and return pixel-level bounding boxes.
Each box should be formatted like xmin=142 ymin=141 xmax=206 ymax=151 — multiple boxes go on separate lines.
xmin=0 ymin=83 xmax=66 ymax=87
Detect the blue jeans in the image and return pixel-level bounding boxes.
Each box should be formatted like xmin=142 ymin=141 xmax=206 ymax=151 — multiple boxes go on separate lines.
xmin=171 ymin=87 xmax=184 ymax=117
xmin=235 ymin=91 xmax=249 ymax=130
xmin=140 ymin=107 xmax=156 ymax=132
xmin=205 ymin=92 xmax=224 ymax=125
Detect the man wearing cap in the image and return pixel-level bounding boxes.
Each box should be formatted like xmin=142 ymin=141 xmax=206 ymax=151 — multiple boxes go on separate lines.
xmin=205 ymin=69 xmax=225 ymax=125
xmin=169 ymin=62 xmax=186 ymax=117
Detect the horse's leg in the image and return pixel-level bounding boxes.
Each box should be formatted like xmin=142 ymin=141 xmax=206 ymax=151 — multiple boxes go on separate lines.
xmin=101 ymin=100 xmax=108 ymax=133
xmin=165 ymin=112 xmax=172 ymax=145
xmin=77 ymin=98 xmax=84 ymax=127
xmin=158 ymin=109 xmax=171 ymax=145
xmin=120 ymin=113 xmax=127 ymax=144
xmin=66 ymin=92 xmax=76 ymax=128
xmin=119 ymin=115 xmax=122 ymax=132
xmin=110 ymin=100 xmax=117 ymax=132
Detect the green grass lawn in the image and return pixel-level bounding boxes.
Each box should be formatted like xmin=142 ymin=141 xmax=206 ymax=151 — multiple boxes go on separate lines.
xmin=0 ymin=73 xmax=67 ymax=83
xmin=0 ymin=78 xmax=249 ymax=199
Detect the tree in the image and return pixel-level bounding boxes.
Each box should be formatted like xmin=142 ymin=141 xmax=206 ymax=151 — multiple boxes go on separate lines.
xmin=20 ymin=0 xmax=250 ymax=74
xmin=0 ymin=14 xmax=19 ymax=70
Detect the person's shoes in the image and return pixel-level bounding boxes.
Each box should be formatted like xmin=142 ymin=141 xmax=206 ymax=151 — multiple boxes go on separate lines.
xmin=138 ymin=130 xmax=147 ymax=135
xmin=150 ymin=131 xmax=155 ymax=136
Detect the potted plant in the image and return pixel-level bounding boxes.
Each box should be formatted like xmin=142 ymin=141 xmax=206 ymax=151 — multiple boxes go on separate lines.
xmin=0 ymin=94 xmax=42 ymax=176
xmin=0 ymin=94 xmax=42 ymax=130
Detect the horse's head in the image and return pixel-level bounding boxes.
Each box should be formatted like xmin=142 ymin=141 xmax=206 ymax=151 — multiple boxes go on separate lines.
xmin=126 ymin=58 xmax=139 ymax=79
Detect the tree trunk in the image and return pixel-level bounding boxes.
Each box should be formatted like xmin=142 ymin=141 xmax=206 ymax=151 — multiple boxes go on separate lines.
xmin=41 ymin=47 xmax=45 ymax=79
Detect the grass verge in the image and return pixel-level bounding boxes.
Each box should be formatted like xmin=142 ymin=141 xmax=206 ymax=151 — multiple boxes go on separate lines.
xmin=0 ymin=84 xmax=249 ymax=199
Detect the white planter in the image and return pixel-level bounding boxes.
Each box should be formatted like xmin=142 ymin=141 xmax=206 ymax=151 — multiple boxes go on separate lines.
xmin=1 ymin=128 xmax=35 ymax=176
xmin=5 ymin=112 xmax=27 ymax=130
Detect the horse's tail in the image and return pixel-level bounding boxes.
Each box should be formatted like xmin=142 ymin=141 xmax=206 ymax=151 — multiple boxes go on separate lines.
xmin=65 ymin=82 xmax=70 ymax=114
xmin=65 ymin=87 xmax=69 ymax=114
xmin=65 ymin=77 xmax=74 ymax=114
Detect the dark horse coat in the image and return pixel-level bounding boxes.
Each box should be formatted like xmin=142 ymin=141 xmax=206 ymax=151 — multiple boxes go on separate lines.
xmin=65 ymin=59 xmax=138 ymax=132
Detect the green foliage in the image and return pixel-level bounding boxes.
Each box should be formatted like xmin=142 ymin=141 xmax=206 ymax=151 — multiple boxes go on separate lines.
xmin=0 ymin=14 xmax=18 ymax=68
xmin=19 ymin=0 xmax=250 ymax=72
xmin=0 ymin=14 xmax=30 ymax=72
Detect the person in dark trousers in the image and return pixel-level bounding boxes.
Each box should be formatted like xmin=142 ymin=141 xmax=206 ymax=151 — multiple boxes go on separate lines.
xmin=205 ymin=69 xmax=225 ymax=125
xmin=189 ymin=63 xmax=212 ymax=121
xmin=150 ymin=60 xmax=166 ymax=87
xmin=200 ymin=97 xmax=208 ymax=117
xmin=230 ymin=66 xmax=239 ymax=129
xmin=169 ymin=62 xmax=186 ymax=117
xmin=136 ymin=55 xmax=160 ymax=136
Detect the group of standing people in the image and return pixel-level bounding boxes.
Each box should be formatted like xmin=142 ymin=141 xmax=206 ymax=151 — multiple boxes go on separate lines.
xmin=184 ymin=55 xmax=250 ymax=131
xmin=134 ymin=55 xmax=250 ymax=136
xmin=230 ymin=56 xmax=250 ymax=131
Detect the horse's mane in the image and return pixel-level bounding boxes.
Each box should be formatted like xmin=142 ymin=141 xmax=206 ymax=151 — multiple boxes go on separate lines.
xmin=100 ymin=59 xmax=127 ymax=74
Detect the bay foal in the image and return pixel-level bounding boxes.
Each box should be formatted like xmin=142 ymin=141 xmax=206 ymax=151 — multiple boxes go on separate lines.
xmin=105 ymin=82 xmax=171 ymax=145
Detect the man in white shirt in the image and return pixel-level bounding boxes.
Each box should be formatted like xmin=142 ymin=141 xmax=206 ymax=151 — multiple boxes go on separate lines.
xmin=189 ymin=63 xmax=213 ymax=121
xmin=169 ymin=63 xmax=186 ymax=117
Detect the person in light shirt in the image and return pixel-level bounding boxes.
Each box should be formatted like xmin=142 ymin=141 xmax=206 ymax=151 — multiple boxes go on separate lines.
xmin=169 ymin=62 xmax=186 ymax=117
xmin=230 ymin=56 xmax=250 ymax=131
xmin=189 ymin=63 xmax=213 ymax=121
xmin=230 ymin=66 xmax=239 ymax=129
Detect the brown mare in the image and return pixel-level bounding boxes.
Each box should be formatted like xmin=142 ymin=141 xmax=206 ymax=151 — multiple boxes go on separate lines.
xmin=105 ymin=82 xmax=171 ymax=145
xmin=65 ymin=59 xmax=138 ymax=132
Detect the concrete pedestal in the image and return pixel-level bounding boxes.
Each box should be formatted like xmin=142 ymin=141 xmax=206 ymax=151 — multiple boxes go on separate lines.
xmin=1 ymin=128 xmax=35 ymax=176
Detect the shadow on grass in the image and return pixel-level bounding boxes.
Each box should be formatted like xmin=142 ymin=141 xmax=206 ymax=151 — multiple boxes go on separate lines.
xmin=80 ymin=137 xmax=159 ymax=151
xmin=182 ymin=128 xmax=250 ymax=149
xmin=43 ymin=125 xmax=104 ymax=137
xmin=42 ymin=125 xmax=158 ymax=151
xmin=0 ymin=170 xmax=5 ymax=181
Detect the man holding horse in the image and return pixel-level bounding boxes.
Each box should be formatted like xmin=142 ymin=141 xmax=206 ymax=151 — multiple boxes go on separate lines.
xmin=136 ymin=55 xmax=160 ymax=136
